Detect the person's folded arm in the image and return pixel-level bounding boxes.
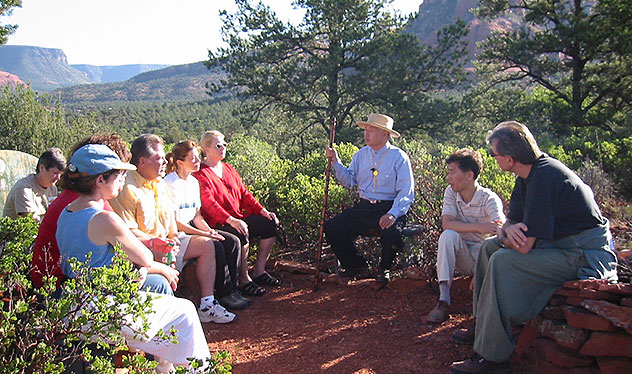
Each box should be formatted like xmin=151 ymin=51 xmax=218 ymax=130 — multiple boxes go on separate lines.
xmin=498 ymin=222 xmax=536 ymax=254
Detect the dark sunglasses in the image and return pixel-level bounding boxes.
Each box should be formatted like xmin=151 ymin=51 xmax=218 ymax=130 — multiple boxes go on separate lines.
xmin=216 ymin=142 xmax=228 ymax=149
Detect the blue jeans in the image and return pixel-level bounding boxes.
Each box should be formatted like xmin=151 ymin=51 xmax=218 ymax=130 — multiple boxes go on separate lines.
xmin=141 ymin=274 xmax=173 ymax=296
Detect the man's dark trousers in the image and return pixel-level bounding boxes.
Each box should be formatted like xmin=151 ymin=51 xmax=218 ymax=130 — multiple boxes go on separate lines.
xmin=324 ymin=199 xmax=406 ymax=271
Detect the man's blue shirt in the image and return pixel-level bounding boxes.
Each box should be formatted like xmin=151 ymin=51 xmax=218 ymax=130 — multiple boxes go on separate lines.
xmin=332 ymin=142 xmax=414 ymax=218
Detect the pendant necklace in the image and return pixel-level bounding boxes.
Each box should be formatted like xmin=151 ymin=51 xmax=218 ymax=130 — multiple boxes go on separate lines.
xmin=370 ymin=149 xmax=388 ymax=192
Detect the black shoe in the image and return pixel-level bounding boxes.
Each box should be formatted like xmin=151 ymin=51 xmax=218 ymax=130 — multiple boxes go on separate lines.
xmin=233 ymin=290 xmax=251 ymax=307
xmin=339 ymin=265 xmax=369 ymax=279
xmin=253 ymin=272 xmax=281 ymax=287
xmin=449 ymin=353 xmax=509 ymax=374
xmin=219 ymin=291 xmax=250 ymax=311
xmin=427 ymin=301 xmax=450 ymax=324
xmin=451 ymin=324 xmax=475 ymax=345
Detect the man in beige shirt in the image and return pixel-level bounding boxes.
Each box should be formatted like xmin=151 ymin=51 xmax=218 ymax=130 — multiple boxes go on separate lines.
xmin=427 ymin=148 xmax=505 ymax=324
xmin=3 ymin=148 xmax=65 ymax=221
xmin=110 ymin=134 xmax=237 ymax=324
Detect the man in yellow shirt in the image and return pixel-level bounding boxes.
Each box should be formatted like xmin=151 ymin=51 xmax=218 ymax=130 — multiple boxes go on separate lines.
xmin=110 ymin=134 xmax=237 ymax=324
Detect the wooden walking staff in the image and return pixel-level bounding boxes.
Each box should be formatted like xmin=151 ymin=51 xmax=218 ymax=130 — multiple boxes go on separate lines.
xmin=314 ymin=118 xmax=336 ymax=291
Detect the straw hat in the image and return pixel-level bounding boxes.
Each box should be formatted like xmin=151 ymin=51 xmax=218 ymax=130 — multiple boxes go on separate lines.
xmin=357 ymin=113 xmax=400 ymax=138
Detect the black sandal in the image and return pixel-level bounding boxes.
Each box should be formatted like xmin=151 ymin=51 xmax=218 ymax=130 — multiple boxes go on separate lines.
xmin=253 ymin=272 xmax=281 ymax=287
xmin=239 ymin=281 xmax=267 ymax=296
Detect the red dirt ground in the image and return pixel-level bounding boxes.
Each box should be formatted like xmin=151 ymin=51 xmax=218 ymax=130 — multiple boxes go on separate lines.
xmin=203 ymin=271 xmax=539 ymax=374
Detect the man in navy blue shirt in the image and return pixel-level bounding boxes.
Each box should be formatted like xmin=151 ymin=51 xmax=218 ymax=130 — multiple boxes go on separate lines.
xmin=450 ymin=121 xmax=617 ymax=374
xmin=324 ymin=113 xmax=414 ymax=283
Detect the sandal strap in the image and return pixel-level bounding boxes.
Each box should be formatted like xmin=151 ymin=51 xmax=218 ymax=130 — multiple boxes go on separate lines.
xmin=254 ymin=272 xmax=281 ymax=286
xmin=240 ymin=282 xmax=266 ymax=296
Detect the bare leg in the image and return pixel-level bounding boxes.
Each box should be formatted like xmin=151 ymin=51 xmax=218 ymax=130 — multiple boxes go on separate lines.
xmin=252 ymin=237 xmax=275 ymax=278
xmin=183 ymin=236 xmax=216 ymax=298
xmin=238 ymin=243 xmax=252 ymax=285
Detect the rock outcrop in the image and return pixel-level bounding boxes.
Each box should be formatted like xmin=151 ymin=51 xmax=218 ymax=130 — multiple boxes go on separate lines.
xmin=516 ymin=279 xmax=632 ymax=373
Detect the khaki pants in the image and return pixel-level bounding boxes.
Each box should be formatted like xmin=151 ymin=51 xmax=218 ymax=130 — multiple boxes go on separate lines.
xmin=436 ymin=230 xmax=481 ymax=283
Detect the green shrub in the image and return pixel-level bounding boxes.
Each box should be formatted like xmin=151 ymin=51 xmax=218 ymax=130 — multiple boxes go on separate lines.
xmin=402 ymin=142 xmax=447 ymax=272
xmin=548 ymin=134 xmax=632 ymax=198
xmin=0 ymin=86 xmax=98 ymax=156
xmin=224 ymin=134 xmax=293 ymax=208
xmin=0 ymin=216 xmax=232 ymax=374
xmin=225 ymin=138 xmax=359 ymax=251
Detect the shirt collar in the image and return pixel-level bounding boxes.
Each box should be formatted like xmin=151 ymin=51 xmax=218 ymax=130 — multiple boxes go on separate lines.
xmin=456 ymin=182 xmax=483 ymax=205
xmin=370 ymin=142 xmax=391 ymax=154
xmin=130 ymin=170 xmax=160 ymax=189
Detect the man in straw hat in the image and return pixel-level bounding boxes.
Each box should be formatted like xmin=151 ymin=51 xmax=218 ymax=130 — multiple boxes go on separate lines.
xmin=324 ymin=113 xmax=414 ymax=283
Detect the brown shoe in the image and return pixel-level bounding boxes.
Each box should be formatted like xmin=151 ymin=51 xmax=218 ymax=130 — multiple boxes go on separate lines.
xmin=449 ymin=353 xmax=509 ymax=374
xmin=427 ymin=301 xmax=449 ymax=323
xmin=451 ymin=324 xmax=475 ymax=344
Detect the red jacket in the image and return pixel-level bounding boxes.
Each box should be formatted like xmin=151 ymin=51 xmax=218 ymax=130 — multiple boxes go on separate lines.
xmin=31 ymin=189 xmax=113 ymax=288
xmin=193 ymin=162 xmax=264 ymax=228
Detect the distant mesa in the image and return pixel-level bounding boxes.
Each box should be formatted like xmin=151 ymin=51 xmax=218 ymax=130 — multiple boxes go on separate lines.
xmin=0 ymin=70 xmax=25 ymax=88
xmin=406 ymin=0 xmax=522 ymax=62
xmin=72 ymin=63 xmax=170 ymax=84
xmin=0 ymin=45 xmax=91 ymax=91
xmin=0 ymin=45 xmax=170 ymax=91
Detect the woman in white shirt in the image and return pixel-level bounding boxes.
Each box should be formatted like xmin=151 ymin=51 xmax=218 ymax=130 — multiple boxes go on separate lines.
xmin=165 ymin=140 xmax=250 ymax=310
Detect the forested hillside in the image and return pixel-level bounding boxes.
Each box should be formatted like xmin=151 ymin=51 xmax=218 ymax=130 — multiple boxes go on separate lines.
xmin=55 ymin=62 xmax=224 ymax=103
xmin=71 ymin=63 xmax=169 ymax=83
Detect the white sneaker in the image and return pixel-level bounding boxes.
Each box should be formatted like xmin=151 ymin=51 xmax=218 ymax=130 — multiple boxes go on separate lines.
xmin=155 ymin=357 xmax=174 ymax=373
xmin=198 ymin=299 xmax=236 ymax=324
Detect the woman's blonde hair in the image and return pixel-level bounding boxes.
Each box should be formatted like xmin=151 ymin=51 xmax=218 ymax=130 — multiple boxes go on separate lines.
xmin=199 ymin=130 xmax=224 ymax=158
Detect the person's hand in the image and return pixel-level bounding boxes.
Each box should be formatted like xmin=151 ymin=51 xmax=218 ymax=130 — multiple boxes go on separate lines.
xmin=227 ymin=216 xmax=249 ymax=236
xmin=261 ymin=208 xmax=279 ymax=226
xmin=504 ymin=222 xmax=528 ymax=249
xmin=136 ymin=266 xmax=148 ymax=284
xmin=480 ymin=220 xmax=503 ymax=235
xmin=325 ymin=147 xmax=340 ymax=164
xmin=158 ymin=263 xmax=180 ymax=291
xmin=379 ymin=213 xmax=396 ymax=229
xmin=206 ymin=229 xmax=225 ymax=240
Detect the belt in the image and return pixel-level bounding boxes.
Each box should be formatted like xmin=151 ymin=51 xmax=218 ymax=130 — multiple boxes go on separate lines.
xmin=360 ymin=198 xmax=393 ymax=205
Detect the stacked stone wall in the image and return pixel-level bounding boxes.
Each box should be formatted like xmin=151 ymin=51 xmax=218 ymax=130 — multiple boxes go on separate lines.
xmin=515 ymin=280 xmax=632 ymax=373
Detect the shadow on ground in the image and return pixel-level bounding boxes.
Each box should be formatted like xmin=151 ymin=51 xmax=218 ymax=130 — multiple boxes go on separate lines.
xmin=204 ymin=272 xmax=538 ymax=374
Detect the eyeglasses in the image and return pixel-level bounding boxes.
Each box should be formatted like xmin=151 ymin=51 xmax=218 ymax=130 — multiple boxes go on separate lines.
xmin=216 ymin=142 xmax=228 ymax=149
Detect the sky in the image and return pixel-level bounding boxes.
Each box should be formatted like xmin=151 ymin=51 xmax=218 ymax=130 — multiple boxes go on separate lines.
xmin=1 ymin=0 xmax=422 ymax=66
